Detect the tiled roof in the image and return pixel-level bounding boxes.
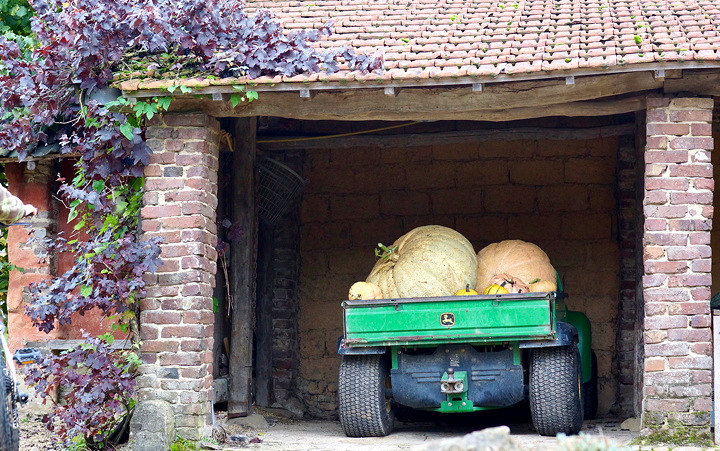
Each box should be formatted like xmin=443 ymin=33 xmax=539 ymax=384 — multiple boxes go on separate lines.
xmin=120 ymin=0 xmax=720 ymax=91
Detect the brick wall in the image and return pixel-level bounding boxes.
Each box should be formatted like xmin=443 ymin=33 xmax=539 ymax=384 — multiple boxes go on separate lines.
xmin=6 ymin=161 xmax=58 ymax=351
xmin=642 ymin=96 xmax=714 ymax=432
xmin=137 ymin=113 xmax=220 ymax=440
xmin=299 ymin=124 xmax=622 ymax=418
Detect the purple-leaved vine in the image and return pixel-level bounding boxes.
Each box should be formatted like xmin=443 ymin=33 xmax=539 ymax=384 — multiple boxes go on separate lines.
xmin=0 ymin=0 xmax=382 ymax=447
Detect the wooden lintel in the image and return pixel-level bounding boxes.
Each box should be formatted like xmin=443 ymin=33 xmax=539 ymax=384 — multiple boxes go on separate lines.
xmin=256 ymin=123 xmax=636 ymax=151
xmin=160 ymin=71 xmax=656 ymax=121
xmin=664 ymin=71 xmax=720 ymax=96
xmin=173 ymin=93 xmax=647 ymax=122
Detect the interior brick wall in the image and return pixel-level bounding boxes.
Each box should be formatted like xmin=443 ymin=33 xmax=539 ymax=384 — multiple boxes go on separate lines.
xmin=299 ymin=128 xmax=622 ymax=418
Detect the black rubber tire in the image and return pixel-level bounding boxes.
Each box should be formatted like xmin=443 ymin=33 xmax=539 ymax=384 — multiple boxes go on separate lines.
xmin=529 ymin=346 xmax=583 ymax=436
xmin=583 ymin=350 xmax=599 ymax=420
xmin=0 ymin=360 xmax=19 ymax=451
xmin=338 ymin=354 xmax=395 ymax=437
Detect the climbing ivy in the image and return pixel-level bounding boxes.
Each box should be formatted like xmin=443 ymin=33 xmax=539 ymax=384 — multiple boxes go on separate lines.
xmin=0 ymin=0 xmax=382 ymax=447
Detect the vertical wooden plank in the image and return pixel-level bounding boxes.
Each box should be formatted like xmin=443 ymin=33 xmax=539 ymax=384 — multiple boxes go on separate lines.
xmin=228 ymin=117 xmax=258 ymax=417
xmin=254 ymin=224 xmax=275 ymax=406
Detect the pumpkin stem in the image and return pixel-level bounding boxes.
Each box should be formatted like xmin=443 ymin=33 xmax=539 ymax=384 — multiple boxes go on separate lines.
xmin=375 ymin=243 xmax=398 ymax=262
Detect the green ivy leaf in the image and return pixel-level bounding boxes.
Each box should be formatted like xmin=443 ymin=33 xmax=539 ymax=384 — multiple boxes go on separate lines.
xmin=246 ymin=90 xmax=259 ymax=102
xmin=230 ymin=93 xmax=243 ymax=107
xmin=80 ymin=285 xmax=92 ymax=297
xmin=98 ymin=333 xmax=115 ymax=345
xmin=119 ymin=123 xmax=134 ymax=140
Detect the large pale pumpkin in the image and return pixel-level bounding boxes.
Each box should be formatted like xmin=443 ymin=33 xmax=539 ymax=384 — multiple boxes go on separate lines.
xmin=366 ymin=225 xmax=477 ymax=298
xmin=476 ymin=240 xmax=555 ymax=293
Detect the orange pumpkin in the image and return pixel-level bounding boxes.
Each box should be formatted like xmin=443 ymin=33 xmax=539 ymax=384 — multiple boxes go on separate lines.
xmin=528 ymin=280 xmax=557 ymax=293
xmin=348 ymin=282 xmax=383 ymax=300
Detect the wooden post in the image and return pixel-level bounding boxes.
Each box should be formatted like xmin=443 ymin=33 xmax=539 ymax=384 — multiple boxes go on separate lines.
xmin=254 ymin=224 xmax=275 ymax=406
xmin=228 ymin=117 xmax=258 ymax=417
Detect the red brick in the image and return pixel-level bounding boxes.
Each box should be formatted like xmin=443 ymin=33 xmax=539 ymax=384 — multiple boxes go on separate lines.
xmin=142 ymin=310 xmax=182 ymax=325
xmin=147 ymin=151 xmax=176 ymax=165
xmin=668 ymin=164 xmax=712 ymax=177
xmin=645 ymin=150 xmax=688 ymax=163
xmin=181 ymin=201 xmax=214 ymax=217
xmin=690 ymin=123 xmax=712 ymax=136
xmin=644 ymin=261 xmax=687 ymax=274
xmin=156 ymin=259 xmax=180 ymax=273
xmin=642 ymin=274 xmax=667 ymax=288
xmin=645 ymin=302 xmax=668 ymax=316
xmin=141 ymin=340 xmax=180 ymax=353
xmin=693 ymin=178 xmax=714 ymax=191
xmin=693 ymin=397 xmax=713 ymax=411
xmin=141 ymin=205 xmax=183 ymax=219
xmin=667 ymin=328 xmax=711 ymax=342
xmin=668 ymin=274 xmax=711 ymax=288
xmin=668 ymin=219 xmax=712 ymax=231
xmin=643 ymin=205 xmax=687 ymax=219
xmin=184 ymin=178 xmax=215 ymax=192
xmin=645 ymin=398 xmax=690 ymax=412
xmin=161 ymin=324 xmax=206 ymax=339
xmin=643 ymin=289 xmax=691 ymax=303
xmin=668 ymin=302 xmax=710 ymax=316
xmin=145 ymin=178 xmax=185 ymax=190
xmin=140 ymin=324 xmax=159 ymax=340
xmin=669 ymin=192 xmax=713 ymax=205
xmin=647 ymin=123 xmax=690 ymax=136
xmin=645 ymin=178 xmax=689 ymax=191
xmin=669 ymin=137 xmax=714 ymax=150
xmin=668 ymin=356 xmax=712 ymax=369
xmin=643 ymin=232 xmax=687 ymax=246
xmin=182 ymin=311 xmax=214 ymax=324
xmin=645 ymin=315 xmax=689 ymax=331
xmin=669 ymin=384 xmax=712 ymax=397
xmin=692 ymin=343 xmax=712 ymax=356
xmin=646 ymin=108 xmax=668 ymax=121
xmin=666 ymin=246 xmax=711 ymax=260
xmin=645 ymin=136 xmax=667 ymax=149
xmin=163 ymin=215 xmax=210 ymax=229
xmin=689 ymin=232 xmax=711 ymax=245
xmin=690 ymin=287 xmax=711 ymax=301
xmin=645 ymin=190 xmax=668 ymax=204
xmin=158 ymin=352 xmax=204 ymax=366
xmin=141 ymin=219 xmax=161 ymax=232
xmin=691 ymin=259 xmax=711 ymax=273
xmin=668 ymin=109 xmax=712 ymax=123
xmin=645 ymin=358 xmax=665 ymax=372
xmin=690 ymin=315 xmax=711 ymax=328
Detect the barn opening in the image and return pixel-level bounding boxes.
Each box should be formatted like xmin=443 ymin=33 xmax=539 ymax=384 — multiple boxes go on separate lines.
xmin=212 ymin=112 xmax=644 ymax=423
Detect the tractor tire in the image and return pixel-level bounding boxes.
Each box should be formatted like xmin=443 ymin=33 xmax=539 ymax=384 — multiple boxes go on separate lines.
xmin=583 ymin=350 xmax=599 ymax=420
xmin=338 ymin=354 xmax=395 ymax=437
xmin=0 ymin=360 xmax=19 ymax=451
xmin=529 ymin=346 xmax=583 ymax=436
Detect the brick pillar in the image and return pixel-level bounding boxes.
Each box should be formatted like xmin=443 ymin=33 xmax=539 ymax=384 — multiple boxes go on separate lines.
xmin=642 ymin=96 xmax=713 ymax=434
xmin=615 ymin=135 xmax=639 ymax=417
xmin=136 ymin=113 xmax=220 ymax=440
xmin=6 ymin=160 xmax=58 ymax=351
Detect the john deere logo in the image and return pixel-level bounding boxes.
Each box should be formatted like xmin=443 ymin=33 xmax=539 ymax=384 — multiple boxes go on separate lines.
xmin=440 ymin=313 xmax=455 ymax=327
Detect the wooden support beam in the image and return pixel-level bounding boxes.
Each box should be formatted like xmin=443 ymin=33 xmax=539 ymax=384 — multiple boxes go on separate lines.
xmin=256 ymin=123 xmax=636 ymax=151
xmin=165 ymin=72 xmax=655 ymax=121
xmin=663 ymin=70 xmax=720 ymax=95
xmin=228 ymin=117 xmax=258 ymax=418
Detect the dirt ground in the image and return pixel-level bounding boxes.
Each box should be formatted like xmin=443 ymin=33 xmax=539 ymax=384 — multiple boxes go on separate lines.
xmin=19 ymin=403 xmax=638 ymax=451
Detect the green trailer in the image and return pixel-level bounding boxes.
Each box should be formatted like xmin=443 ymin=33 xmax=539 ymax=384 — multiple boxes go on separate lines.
xmin=336 ymin=284 xmax=597 ymax=437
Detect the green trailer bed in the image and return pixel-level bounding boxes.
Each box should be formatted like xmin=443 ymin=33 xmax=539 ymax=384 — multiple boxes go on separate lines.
xmin=342 ymin=292 xmax=565 ymax=347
